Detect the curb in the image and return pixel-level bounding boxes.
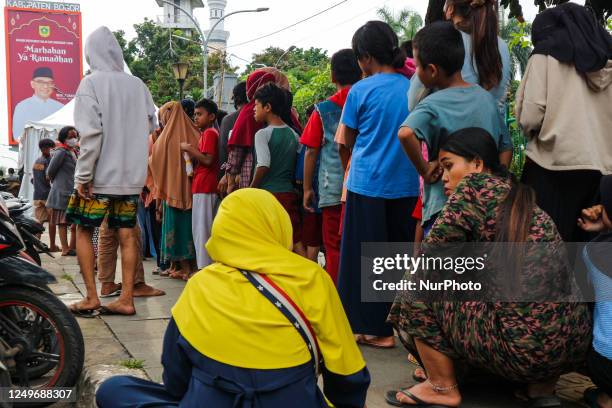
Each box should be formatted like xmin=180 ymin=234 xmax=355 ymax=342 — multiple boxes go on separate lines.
xmin=75 ymin=364 xmax=148 ymax=408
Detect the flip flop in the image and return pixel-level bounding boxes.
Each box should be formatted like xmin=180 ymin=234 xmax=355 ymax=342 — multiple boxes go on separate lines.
xmin=385 ymin=390 xmax=456 ymax=407
xmin=62 ymin=249 xmax=77 ymax=257
xmin=98 ymin=306 xmax=136 ymax=316
xmin=100 ymin=285 xmax=122 ymax=298
xmin=69 ymin=304 xmax=100 ymax=318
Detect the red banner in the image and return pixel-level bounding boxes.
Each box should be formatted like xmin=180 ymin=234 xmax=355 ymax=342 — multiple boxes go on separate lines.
xmin=4 ymin=6 xmax=82 ymax=145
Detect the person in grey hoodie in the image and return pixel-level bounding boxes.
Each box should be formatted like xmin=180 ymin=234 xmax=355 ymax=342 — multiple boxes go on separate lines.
xmin=66 ymin=26 xmax=157 ymax=316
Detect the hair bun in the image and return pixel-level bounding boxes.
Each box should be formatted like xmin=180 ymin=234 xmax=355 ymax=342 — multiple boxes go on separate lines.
xmin=470 ymin=0 xmax=485 ymax=7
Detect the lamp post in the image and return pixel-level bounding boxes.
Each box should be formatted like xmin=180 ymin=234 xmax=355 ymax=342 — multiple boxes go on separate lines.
xmin=159 ymin=1 xmax=269 ymax=96
xmin=274 ymin=45 xmax=296 ymax=68
xmin=172 ymin=61 xmax=189 ymax=100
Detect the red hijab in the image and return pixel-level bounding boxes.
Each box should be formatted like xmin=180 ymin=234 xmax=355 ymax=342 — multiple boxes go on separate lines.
xmin=228 ymin=70 xmax=275 ymax=148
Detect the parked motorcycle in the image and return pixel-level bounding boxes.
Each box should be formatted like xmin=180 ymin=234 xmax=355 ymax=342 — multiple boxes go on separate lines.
xmin=0 ymin=193 xmax=52 ymax=266
xmin=0 ymin=194 xmax=84 ymax=407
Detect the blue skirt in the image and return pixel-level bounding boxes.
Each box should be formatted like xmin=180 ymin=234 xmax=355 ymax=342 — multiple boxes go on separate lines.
xmin=337 ymin=191 xmax=417 ymax=337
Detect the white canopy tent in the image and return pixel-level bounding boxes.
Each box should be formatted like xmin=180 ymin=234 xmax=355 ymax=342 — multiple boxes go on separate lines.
xmin=16 ymin=61 xmax=138 ymax=202
xmin=17 ymin=100 xmax=75 ymax=202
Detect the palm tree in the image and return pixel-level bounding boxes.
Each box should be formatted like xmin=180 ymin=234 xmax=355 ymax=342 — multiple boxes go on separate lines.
xmin=377 ymin=7 xmax=424 ymax=42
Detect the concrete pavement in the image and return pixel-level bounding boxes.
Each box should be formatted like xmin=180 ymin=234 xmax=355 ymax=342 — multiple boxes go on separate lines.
xmin=50 ymin=252 xmax=592 ymax=408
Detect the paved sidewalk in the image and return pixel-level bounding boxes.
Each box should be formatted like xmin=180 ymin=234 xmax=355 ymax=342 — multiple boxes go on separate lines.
xmin=53 ymin=253 xmax=591 ymax=408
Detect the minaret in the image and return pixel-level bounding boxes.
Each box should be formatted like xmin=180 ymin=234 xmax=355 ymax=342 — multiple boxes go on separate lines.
xmin=205 ymin=0 xmax=229 ymax=51
xmin=155 ymin=0 xmax=205 ymax=34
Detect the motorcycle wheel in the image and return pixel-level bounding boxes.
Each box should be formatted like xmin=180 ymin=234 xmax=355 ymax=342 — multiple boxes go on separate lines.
xmin=0 ymin=286 xmax=84 ymax=396
xmin=24 ymin=246 xmax=41 ymax=267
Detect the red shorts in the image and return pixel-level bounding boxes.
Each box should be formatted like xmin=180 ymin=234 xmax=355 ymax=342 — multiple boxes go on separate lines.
xmin=272 ymin=192 xmax=302 ymax=244
xmin=301 ymin=211 xmax=322 ymax=247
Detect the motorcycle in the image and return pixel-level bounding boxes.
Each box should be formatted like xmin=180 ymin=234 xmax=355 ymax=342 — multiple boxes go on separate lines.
xmin=0 ymin=193 xmax=52 ymax=266
xmin=0 ymin=194 xmax=84 ymax=407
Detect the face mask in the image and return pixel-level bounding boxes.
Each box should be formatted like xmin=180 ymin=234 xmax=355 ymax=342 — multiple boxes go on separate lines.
xmin=66 ymin=139 xmax=78 ymax=148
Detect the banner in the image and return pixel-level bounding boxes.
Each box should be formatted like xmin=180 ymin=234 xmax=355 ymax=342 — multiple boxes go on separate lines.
xmin=4 ymin=5 xmax=82 ymax=145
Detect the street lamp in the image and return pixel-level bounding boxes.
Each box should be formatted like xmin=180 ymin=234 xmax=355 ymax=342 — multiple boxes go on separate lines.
xmin=159 ymin=1 xmax=269 ymax=96
xmin=274 ymin=45 xmax=296 ymax=68
xmin=172 ymin=61 xmax=189 ymax=100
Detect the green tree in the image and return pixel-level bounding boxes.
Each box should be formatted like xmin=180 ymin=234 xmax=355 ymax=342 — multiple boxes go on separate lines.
xmin=500 ymin=18 xmax=532 ymax=78
xmin=377 ymin=6 xmax=423 ymax=42
xmin=244 ymin=46 xmax=329 ymax=78
xmin=113 ymin=19 xmax=237 ymax=105
xmin=292 ymin=65 xmax=336 ymax=122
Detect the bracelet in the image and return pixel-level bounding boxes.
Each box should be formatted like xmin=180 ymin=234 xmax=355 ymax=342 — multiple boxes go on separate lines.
xmin=426 ymin=379 xmax=459 ymax=393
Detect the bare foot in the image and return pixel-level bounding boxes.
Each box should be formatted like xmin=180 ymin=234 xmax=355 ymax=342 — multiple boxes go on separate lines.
xmin=359 ymin=335 xmax=396 ymax=348
xmin=169 ymin=271 xmax=187 ymax=280
xmin=100 ymin=282 xmax=121 ymax=297
xmin=101 ymin=300 xmax=135 ymax=316
xmin=69 ymin=298 xmax=100 ymax=312
xmin=133 ymin=283 xmax=166 ymax=297
xmin=413 ymin=367 xmax=427 ymax=381
xmin=396 ymin=382 xmax=461 ymax=407
xmin=49 ymin=245 xmax=61 ymax=252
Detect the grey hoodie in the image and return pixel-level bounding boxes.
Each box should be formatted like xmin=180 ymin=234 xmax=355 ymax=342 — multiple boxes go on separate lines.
xmin=74 ymin=26 xmax=157 ymax=195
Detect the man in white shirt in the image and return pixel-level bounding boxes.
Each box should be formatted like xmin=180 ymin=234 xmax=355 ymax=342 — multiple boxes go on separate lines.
xmin=12 ymin=67 xmax=64 ymax=141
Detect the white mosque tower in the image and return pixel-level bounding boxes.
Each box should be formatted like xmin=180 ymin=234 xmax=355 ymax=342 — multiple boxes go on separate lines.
xmin=156 ymin=0 xmax=229 ymax=50
xmin=204 ymin=0 xmax=230 ymax=51
xmin=156 ymin=0 xmax=205 ymax=34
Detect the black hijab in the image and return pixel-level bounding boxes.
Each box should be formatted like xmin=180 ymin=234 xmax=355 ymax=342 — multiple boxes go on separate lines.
xmin=531 ymin=2 xmax=612 ymax=74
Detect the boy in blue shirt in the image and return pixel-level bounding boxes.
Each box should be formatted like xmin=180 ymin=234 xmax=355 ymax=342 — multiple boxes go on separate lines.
xmin=578 ymin=175 xmax=612 ymax=408
xmin=398 ymin=22 xmax=513 ymax=231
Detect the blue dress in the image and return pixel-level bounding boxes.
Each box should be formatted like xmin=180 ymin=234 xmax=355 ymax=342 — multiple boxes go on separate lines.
xmin=96 ymin=319 xmax=370 ymax=408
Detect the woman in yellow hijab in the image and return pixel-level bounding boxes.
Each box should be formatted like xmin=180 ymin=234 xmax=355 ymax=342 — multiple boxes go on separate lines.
xmin=96 ymin=188 xmax=371 ymax=408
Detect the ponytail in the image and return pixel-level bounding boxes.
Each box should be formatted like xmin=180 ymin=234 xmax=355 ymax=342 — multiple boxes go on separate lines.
xmin=448 ymin=0 xmax=502 ymax=90
xmin=352 ymin=21 xmax=406 ymax=69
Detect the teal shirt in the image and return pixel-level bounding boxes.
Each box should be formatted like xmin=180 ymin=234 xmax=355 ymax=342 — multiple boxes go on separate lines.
xmin=402 ymin=85 xmax=511 ymax=223
xmin=254 ymin=125 xmax=299 ymax=193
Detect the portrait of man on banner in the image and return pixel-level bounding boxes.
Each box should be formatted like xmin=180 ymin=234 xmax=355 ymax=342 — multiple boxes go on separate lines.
xmin=11 ymin=66 xmax=64 ymax=141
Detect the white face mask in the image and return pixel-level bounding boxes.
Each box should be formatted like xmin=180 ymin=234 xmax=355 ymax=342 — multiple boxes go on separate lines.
xmin=66 ymin=138 xmax=78 ymax=148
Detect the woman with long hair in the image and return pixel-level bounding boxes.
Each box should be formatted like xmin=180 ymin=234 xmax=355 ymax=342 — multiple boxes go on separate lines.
xmin=387 ymin=127 xmax=591 ymax=408
xmin=517 ymin=2 xmax=612 ymax=243
xmin=408 ymin=0 xmax=511 ymax=113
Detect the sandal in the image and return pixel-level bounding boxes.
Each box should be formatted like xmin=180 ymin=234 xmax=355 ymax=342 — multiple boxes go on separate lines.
xmin=69 ymin=303 xmax=99 ymax=318
xmin=100 ymin=283 xmax=122 ymax=298
xmin=385 ymin=390 xmax=456 ymax=407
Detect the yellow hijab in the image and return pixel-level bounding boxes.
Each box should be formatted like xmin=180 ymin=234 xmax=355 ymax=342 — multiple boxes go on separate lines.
xmin=172 ymin=188 xmax=365 ymax=375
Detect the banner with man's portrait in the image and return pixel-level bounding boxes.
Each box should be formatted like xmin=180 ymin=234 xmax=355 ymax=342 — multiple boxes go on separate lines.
xmin=4 ymin=3 xmax=82 ymax=145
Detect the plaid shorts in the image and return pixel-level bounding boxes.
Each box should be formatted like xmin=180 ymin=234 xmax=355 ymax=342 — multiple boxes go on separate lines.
xmin=66 ymin=193 xmax=139 ymax=229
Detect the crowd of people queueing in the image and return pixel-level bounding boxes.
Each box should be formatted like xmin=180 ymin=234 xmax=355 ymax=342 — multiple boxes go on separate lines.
xmin=31 ymin=1 xmax=612 ymax=406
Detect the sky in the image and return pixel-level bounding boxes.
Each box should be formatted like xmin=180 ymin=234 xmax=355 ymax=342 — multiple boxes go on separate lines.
xmin=0 ymin=0 xmax=583 ymax=148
